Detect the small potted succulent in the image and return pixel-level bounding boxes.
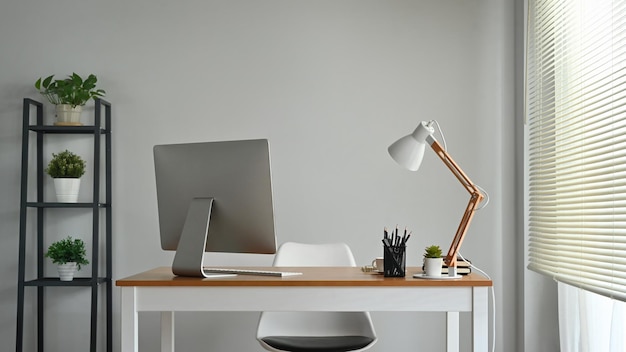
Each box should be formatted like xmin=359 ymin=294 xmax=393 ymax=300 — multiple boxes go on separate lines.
xmin=35 ymin=73 xmax=105 ymax=125
xmin=45 ymin=236 xmax=89 ymax=281
xmin=423 ymin=245 xmax=443 ymax=277
xmin=46 ymin=150 xmax=86 ymax=203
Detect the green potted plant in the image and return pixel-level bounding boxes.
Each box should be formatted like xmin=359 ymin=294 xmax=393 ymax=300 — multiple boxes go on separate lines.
xmin=35 ymin=72 xmax=105 ymax=126
xmin=46 ymin=150 xmax=86 ymax=203
xmin=45 ymin=236 xmax=89 ymax=281
xmin=423 ymin=245 xmax=443 ymax=277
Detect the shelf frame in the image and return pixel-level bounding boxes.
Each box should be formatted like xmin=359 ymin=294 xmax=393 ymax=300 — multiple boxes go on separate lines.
xmin=16 ymin=98 xmax=113 ymax=352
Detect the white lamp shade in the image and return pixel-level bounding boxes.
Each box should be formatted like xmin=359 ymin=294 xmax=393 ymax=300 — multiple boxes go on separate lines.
xmin=388 ymin=136 xmax=426 ymax=171
xmin=387 ymin=121 xmax=434 ymax=171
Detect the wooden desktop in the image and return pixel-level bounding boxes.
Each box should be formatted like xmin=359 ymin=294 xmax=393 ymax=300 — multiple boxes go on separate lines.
xmin=117 ymin=266 xmax=492 ymax=352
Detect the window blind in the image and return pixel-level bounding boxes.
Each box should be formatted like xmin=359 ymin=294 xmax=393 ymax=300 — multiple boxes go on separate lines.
xmin=526 ymin=0 xmax=626 ymax=301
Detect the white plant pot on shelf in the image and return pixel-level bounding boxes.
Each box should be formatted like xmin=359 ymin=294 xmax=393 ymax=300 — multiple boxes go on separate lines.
xmin=55 ymin=104 xmax=83 ymax=126
xmin=53 ymin=178 xmax=81 ymax=203
xmin=57 ymin=262 xmax=77 ymax=281
xmin=423 ymin=257 xmax=443 ymax=277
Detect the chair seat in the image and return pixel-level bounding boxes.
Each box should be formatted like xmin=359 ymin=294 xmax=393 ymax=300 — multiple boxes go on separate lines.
xmin=257 ymin=243 xmax=377 ymax=352
xmin=261 ymin=335 xmax=376 ymax=352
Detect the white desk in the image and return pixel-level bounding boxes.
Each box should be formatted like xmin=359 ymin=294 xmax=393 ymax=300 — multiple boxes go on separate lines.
xmin=116 ymin=266 xmax=492 ymax=352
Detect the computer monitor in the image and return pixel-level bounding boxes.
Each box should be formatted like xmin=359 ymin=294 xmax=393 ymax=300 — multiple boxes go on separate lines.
xmin=153 ymin=139 xmax=277 ymax=277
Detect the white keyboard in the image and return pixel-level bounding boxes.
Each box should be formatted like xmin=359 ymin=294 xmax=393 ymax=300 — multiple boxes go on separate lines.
xmin=203 ymin=267 xmax=303 ymax=277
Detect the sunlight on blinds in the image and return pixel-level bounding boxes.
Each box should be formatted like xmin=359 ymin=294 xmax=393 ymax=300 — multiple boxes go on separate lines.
xmin=526 ymin=0 xmax=626 ymax=301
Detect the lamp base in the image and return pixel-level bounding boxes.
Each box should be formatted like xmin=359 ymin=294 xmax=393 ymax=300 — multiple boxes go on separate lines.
xmin=413 ymin=273 xmax=462 ymax=280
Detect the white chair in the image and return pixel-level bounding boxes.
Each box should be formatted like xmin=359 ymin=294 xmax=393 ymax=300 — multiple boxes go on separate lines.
xmin=256 ymin=242 xmax=377 ymax=352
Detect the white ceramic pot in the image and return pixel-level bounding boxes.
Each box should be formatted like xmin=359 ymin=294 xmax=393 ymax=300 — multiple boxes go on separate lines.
xmin=57 ymin=262 xmax=77 ymax=281
xmin=53 ymin=178 xmax=81 ymax=203
xmin=423 ymin=257 xmax=443 ymax=277
xmin=55 ymin=104 xmax=83 ymax=126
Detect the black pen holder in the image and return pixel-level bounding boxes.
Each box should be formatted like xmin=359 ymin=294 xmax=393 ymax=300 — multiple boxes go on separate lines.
xmin=383 ymin=245 xmax=406 ymax=277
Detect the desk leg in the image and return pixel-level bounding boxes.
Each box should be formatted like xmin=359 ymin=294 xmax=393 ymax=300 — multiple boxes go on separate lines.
xmin=446 ymin=312 xmax=460 ymax=352
xmin=120 ymin=287 xmax=138 ymax=352
xmin=161 ymin=312 xmax=175 ymax=352
xmin=472 ymin=287 xmax=489 ymax=352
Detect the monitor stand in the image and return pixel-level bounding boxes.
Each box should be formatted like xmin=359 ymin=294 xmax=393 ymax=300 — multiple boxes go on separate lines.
xmin=171 ymin=198 xmax=234 ymax=278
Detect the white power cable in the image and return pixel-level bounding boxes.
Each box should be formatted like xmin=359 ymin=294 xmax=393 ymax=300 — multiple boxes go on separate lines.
xmin=432 ymin=120 xmax=448 ymax=151
xmin=458 ymin=251 xmax=496 ymax=352
xmin=476 ymin=184 xmax=490 ymax=210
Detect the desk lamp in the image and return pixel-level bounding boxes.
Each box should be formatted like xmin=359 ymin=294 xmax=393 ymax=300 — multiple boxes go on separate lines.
xmin=388 ymin=120 xmax=485 ymax=277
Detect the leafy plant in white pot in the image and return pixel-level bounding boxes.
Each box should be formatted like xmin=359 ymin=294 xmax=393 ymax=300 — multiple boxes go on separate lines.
xmin=423 ymin=245 xmax=443 ymax=277
xmin=45 ymin=236 xmax=89 ymax=281
xmin=35 ymin=73 xmax=106 ymax=126
xmin=46 ymin=150 xmax=86 ymax=203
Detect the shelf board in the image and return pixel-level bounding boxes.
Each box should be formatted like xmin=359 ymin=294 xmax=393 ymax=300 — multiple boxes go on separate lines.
xmin=26 ymin=202 xmax=108 ymax=208
xmin=23 ymin=277 xmax=109 ymax=287
xmin=28 ymin=125 xmax=109 ymax=134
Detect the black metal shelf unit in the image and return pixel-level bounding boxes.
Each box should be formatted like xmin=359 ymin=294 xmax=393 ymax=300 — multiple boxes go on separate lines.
xmin=16 ymin=98 xmax=112 ymax=352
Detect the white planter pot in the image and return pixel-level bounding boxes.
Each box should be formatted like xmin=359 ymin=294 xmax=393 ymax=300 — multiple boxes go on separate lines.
xmin=57 ymin=262 xmax=77 ymax=281
xmin=55 ymin=104 xmax=83 ymax=126
xmin=53 ymin=178 xmax=81 ymax=203
xmin=423 ymin=257 xmax=443 ymax=277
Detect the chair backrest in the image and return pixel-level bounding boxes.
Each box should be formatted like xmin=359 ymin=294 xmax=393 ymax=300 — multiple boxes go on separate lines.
xmin=257 ymin=242 xmax=376 ymax=342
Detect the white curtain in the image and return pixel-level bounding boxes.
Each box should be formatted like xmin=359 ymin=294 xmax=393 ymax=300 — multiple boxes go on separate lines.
xmin=558 ymin=282 xmax=626 ymax=352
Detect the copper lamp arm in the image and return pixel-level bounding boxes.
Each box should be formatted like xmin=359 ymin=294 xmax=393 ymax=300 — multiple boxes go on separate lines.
xmin=428 ymin=138 xmax=485 ymax=268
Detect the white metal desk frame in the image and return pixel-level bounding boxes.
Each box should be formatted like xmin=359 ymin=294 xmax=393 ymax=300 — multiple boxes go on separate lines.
xmin=119 ymin=279 xmax=489 ymax=352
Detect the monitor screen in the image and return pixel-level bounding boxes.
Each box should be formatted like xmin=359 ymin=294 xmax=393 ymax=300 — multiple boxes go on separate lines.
xmin=153 ymin=139 xmax=277 ymax=277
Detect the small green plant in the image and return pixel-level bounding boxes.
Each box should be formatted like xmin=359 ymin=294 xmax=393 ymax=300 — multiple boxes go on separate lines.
xmin=46 ymin=150 xmax=86 ymax=178
xmin=35 ymin=73 xmax=105 ymax=107
xmin=423 ymin=245 xmax=443 ymax=258
xmin=45 ymin=236 xmax=89 ymax=269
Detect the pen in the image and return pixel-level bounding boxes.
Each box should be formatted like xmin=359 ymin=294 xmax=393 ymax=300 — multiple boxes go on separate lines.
xmin=403 ymin=232 xmax=411 ymax=246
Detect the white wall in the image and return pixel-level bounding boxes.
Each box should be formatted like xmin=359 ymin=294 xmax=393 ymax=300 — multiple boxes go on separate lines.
xmin=0 ymin=1 xmax=518 ymax=351
xmin=518 ymin=0 xmax=560 ymax=350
